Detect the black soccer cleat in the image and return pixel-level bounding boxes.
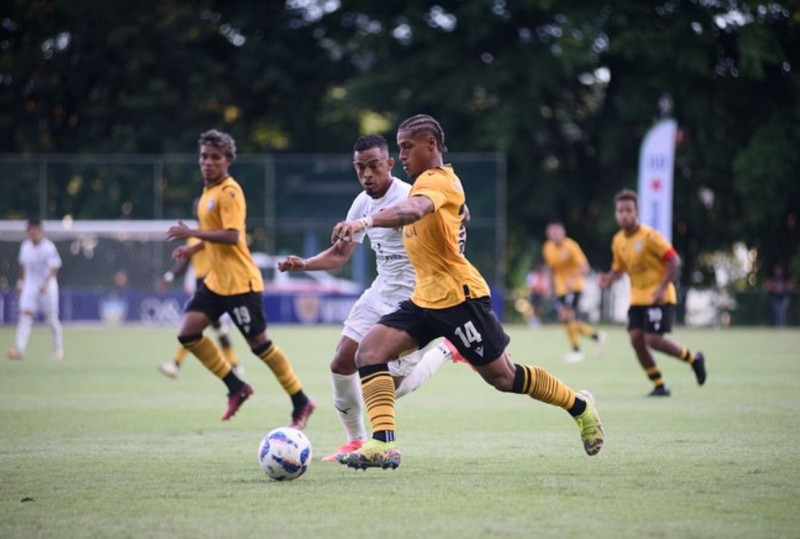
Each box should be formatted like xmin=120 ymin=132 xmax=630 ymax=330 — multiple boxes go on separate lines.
xmin=692 ymin=352 xmax=707 ymax=386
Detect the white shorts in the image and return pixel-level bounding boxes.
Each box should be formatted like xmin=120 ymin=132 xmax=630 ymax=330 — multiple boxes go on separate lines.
xmin=342 ymin=286 xmax=433 ymax=378
xmin=342 ymin=286 xmax=404 ymax=342
xmin=19 ymin=284 xmax=59 ymax=316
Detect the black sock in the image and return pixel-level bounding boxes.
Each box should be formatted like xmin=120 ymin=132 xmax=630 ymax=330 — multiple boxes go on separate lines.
xmin=373 ymin=430 xmax=395 ymax=443
xmin=222 ymin=371 xmax=244 ymax=394
xmin=567 ymin=394 xmax=587 ymax=417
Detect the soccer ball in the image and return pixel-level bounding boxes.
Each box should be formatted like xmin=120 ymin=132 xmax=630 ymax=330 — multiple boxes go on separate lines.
xmin=257 ymin=427 xmax=312 ymax=481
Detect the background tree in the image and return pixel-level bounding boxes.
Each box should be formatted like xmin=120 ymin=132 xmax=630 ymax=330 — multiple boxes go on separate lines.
xmin=1 ymin=0 xmax=798 ymax=285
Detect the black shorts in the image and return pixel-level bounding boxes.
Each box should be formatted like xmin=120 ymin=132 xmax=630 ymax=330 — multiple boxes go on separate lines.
xmin=186 ymin=283 xmax=267 ymax=338
xmin=556 ymin=291 xmax=581 ymax=310
xmin=379 ymin=297 xmax=510 ymax=367
xmin=627 ymin=304 xmax=675 ymax=334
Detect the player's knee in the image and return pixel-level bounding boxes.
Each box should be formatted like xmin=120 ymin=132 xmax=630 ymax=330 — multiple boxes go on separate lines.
xmin=178 ymin=333 xmax=202 ymax=346
xmin=251 ymin=339 xmax=273 ymax=356
xmin=354 ymin=345 xmax=383 ymax=368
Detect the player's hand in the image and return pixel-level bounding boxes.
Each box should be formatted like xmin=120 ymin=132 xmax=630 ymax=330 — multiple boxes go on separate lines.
xmin=166 ymin=221 xmax=192 ymax=241
xmin=597 ymin=273 xmax=611 ymax=289
xmin=652 ymin=287 xmax=667 ymax=305
xmin=331 ymin=220 xmax=364 ymax=244
xmin=172 ymin=245 xmax=191 ymax=261
xmin=277 ymin=256 xmax=306 ymax=272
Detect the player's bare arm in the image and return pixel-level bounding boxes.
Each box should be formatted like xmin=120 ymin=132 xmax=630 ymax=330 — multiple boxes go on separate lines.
xmin=598 ymin=269 xmax=625 ymax=289
xmin=166 ymin=220 xmax=238 ymax=245
xmin=278 ymin=240 xmax=357 ymax=272
xmin=653 ymin=253 xmax=681 ymax=304
xmin=331 ymin=195 xmax=434 ymax=243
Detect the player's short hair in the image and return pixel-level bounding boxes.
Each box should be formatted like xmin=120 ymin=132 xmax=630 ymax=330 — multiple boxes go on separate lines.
xmin=27 ymin=219 xmax=42 ymax=229
xmin=198 ymin=129 xmax=237 ymax=161
xmin=398 ymin=114 xmax=447 ymax=153
xmin=353 ymin=134 xmax=389 ymax=153
xmin=614 ymin=189 xmax=638 ymax=208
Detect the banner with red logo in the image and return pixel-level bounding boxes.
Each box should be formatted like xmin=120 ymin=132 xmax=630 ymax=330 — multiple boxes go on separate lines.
xmin=637 ymin=118 xmax=677 ymax=243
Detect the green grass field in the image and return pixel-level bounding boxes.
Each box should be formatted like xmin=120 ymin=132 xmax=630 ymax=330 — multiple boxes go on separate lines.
xmin=1 ymin=323 xmax=799 ymax=538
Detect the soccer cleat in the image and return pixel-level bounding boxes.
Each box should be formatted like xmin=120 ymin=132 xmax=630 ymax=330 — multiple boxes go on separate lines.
xmin=158 ymin=361 xmax=180 ymax=379
xmin=594 ymin=331 xmax=608 ymax=356
xmin=320 ymin=438 xmax=367 ymax=462
xmin=648 ymin=384 xmax=671 ymax=397
xmin=6 ymin=348 xmax=23 ymax=360
xmin=53 ymin=349 xmax=64 ymax=362
xmin=289 ymin=399 xmax=316 ymax=430
xmin=564 ymin=350 xmax=585 ymax=364
xmin=221 ymin=384 xmax=254 ymax=421
xmin=691 ymin=351 xmax=707 ymax=385
xmin=338 ymin=439 xmax=402 ymax=470
xmin=574 ymin=390 xmax=604 ymax=456
xmin=443 ymin=339 xmax=469 ymax=365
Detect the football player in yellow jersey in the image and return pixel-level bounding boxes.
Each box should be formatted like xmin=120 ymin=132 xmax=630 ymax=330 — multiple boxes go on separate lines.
xmin=156 ymin=231 xmax=241 ymax=379
xmin=541 ymin=221 xmax=606 ymax=363
xmin=330 ymin=114 xmax=604 ymax=469
xmin=598 ymin=189 xmax=707 ymax=396
xmin=166 ymin=129 xmax=315 ymax=426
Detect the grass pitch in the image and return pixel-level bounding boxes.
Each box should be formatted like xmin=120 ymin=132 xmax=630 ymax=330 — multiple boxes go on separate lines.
xmin=1 ymin=323 xmax=799 ymax=538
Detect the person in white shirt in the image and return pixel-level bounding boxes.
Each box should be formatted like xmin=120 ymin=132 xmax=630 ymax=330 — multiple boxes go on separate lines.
xmin=277 ymin=134 xmax=465 ymax=462
xmin=7 ymin=220 xmax=64 ymax=361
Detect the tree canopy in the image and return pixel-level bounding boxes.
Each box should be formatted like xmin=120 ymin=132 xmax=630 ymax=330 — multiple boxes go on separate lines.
xmin=2 ymin=0 xmax=798 ymax=283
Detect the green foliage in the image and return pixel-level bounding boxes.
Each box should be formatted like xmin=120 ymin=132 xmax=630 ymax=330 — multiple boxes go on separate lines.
xmin=1 ymin=324 xmax=799 ymax=538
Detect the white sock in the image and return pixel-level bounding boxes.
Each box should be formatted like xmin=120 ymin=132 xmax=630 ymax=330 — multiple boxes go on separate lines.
xmin=396 ymin=341 xmax=450 ymax=398
xmin=46 ymin=312 xmax=63 ymax=353
xmin=331 ymin=372 xmax=367 ymax=442
xmin=15 ymin=314 xmax=34 ymax=354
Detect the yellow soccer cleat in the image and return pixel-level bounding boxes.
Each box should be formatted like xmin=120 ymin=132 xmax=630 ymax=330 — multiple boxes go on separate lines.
xmin=574 ymin=390 xmax=604 ymax=456
xmin=339 ymin=439 xmax=401 ymax=470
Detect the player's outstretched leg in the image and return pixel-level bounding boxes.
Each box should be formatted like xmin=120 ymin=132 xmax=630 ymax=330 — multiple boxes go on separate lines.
xmin=510 ymin=363 xmax=604 ymax=456
xmin=254 ymin=340 xmax=316 ymax=429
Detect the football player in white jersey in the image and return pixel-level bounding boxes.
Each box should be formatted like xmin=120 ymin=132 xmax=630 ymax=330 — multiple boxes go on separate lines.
xmin=277 ymin=134 xmax=465 ymax=462
xmin=7 ymin=220 xmax=64 ymax=361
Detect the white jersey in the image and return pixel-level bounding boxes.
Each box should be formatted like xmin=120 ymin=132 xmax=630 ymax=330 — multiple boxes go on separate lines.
xmin=19 ymin=238 xmax=62 ymax=292
xmin=345 ymin=177 xmax=415 ymax=301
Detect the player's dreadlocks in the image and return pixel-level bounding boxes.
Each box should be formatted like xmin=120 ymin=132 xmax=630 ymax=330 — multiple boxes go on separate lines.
xmin=398 ymin=114 xmax=448 ymax=153
xmin=198 ymin=129 xmax=237 ymax=161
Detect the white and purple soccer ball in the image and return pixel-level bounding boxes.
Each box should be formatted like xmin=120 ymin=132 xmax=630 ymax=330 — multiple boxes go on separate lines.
xmin=257 ymin=427 xmax=312 ymax=481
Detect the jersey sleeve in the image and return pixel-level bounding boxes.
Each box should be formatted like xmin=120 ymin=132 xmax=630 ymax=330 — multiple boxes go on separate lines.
xmin=410 ymin=171 xmax=448 ymax=211
xmin=568 ymin=240 xmax=588 ymax=266
xmin=647 ymin=229 xmax=674 ymax=258
xmin=610 ymin=235 xmax=625 ymax=272
xmin=47 ymin=242 xmax=62 ymax=270
xmin=218 ymin=185 xmax=245 ymax=230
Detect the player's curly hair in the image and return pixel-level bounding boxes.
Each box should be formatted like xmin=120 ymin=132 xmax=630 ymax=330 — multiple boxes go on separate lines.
xmin=398 ymin=114 xmax=447 ymax=153
xmin=198 ymin=129 xmax=237 ymax=161
xmin=353 ymin=134 xmax=388 ymax=153
xmin=614 ymin=188 xmax=638 ymax=208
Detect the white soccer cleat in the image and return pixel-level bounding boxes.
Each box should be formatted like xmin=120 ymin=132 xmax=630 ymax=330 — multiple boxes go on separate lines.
xmin=564 ymin=351 xmax=585 ymax=364
xmin=158 ymin=361 xmax=180 ymax=378
xmin=594 ymin=331 xmax=608 ymax=356
xmin=53 ymin=349 xmax=64 ymax=362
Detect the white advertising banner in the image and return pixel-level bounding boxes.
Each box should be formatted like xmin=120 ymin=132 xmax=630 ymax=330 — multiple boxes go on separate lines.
xmin=637 ymin=118 xmax=677 ymax=243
